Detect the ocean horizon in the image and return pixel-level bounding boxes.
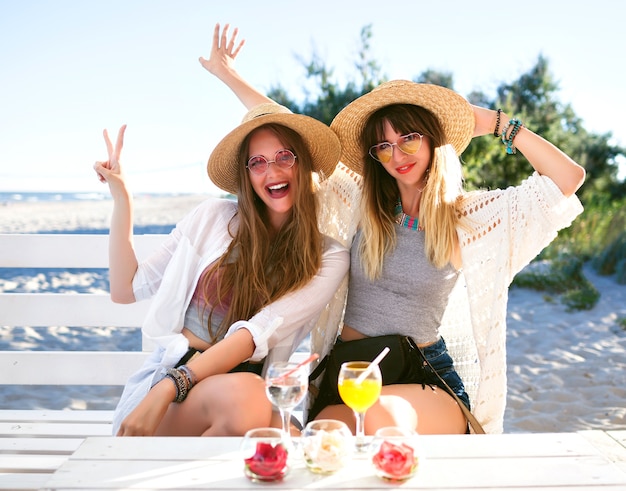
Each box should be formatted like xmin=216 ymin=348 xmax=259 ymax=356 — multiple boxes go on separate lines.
xmin=0 ymin=190 xmax=208 ymax=204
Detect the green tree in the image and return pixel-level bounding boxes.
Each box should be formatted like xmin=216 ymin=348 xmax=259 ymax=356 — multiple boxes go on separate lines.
xmin=267 ymin=25 xmax=384 ymax=125
xmin=269 ymin=30 xmax=625 ymax=201
xmin=462 ymin=55 xmax=626 ymax=199
xmin=267 ymin=28 xmax=626 ymax=308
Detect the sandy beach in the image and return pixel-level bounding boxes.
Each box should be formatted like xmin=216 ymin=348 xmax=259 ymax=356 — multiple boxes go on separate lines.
xmin=1 ymin=194 xmax=625 ymax=433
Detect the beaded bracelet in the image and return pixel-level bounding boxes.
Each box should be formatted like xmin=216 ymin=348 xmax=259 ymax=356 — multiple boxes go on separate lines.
xmin=178 ymin=364 xmax=197 ymax=387
xmin=165 ymin=367 xmax=190 ymax=403
xmin=493 ymin=108 xmax=502 ymax=137
xmin=500 ymin=118 xmax=523 ymax=154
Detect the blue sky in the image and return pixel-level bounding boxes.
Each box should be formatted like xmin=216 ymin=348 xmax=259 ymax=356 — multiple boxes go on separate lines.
xmin=1 ymin=0 xmax=624 ymax=194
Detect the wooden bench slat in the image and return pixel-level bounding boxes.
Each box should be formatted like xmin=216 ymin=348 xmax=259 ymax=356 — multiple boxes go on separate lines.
xmin=0 ymin=352 xmax=150 ymax=385
xmin=0 ymin=234 xmax=165 ymax=268
xmin=0 ymin=410 xmax=114 ymax=424
xmin=0 ymin=422 xmax=112 ymax=438
xmin=0 ymin=437 xmax=83 ymax=453
xmin=0 ymin=293 xmax=150 ymax=326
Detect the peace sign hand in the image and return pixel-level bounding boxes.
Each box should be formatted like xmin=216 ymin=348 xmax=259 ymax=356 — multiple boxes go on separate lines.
xmin=94 ymin=125 xmax=127 ymax=191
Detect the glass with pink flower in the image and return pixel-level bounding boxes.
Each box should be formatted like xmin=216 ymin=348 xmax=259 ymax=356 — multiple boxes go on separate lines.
xmin=370 ymin=426 xmax=421 ymax=482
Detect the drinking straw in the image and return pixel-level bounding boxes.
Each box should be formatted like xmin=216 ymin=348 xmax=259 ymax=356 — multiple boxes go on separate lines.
xmin=355 ymin=346 xmax=390 ymax=384
xmin=271 ymin=353 xmax=320 ymax=383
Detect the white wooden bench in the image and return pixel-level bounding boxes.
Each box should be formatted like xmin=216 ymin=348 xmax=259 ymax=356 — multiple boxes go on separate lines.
xmin=0 ymin=232 xmax=166 ymax=490
xmin=0 ymin=232 xmax=310 ymax=490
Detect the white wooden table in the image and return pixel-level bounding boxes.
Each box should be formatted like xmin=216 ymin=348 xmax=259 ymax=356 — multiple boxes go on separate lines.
xmin=41 ymin=431 xmax=626 ymax=490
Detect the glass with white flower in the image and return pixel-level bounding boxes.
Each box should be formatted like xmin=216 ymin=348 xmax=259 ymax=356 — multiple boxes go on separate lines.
xmin=301 ymin=419 xmax=353 ymax=474
xmin=265 ymin=361 xmax=308 ymax=442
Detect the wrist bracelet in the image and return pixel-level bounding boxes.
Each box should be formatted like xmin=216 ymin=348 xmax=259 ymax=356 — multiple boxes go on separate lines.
xmin=493 ymin=108 xmax=502 ymax=137
xmin=500 ymin=118 xmax=523 ymax=155
xmin=178 ymin=364 xmax=197 ymax=388
xmin=165 ymin=367 xmax=190 ymax=403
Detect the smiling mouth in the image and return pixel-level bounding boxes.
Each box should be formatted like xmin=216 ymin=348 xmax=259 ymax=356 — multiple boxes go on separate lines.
xmin=266 ymin=182 xmax=289 ymax=197
xmin=396 ymin=163 xmax=414 ymax=173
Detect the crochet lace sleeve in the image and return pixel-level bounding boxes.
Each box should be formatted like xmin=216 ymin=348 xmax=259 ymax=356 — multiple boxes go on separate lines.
xmin=309 ymin=164 xmax=363 ymax=384
xmin=458 ymin=172 xmax=583 ymax=284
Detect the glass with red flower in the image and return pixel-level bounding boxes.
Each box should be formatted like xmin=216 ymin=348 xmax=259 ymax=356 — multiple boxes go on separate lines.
xmin=240 ymin=427 xmax=289 ymax=482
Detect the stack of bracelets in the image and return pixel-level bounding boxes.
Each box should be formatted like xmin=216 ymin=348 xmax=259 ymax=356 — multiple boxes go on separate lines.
xmin=165 ymin=365 xmax=197 ymax=403
xmin=493 ymin=108 xmax=524 ymax=155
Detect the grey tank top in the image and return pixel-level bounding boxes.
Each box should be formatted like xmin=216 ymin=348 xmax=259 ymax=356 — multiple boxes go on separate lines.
xmin=342 ymin=225 xmax=460 ymax=344
xmin=183 ymin=303 xmax=224 ymax=343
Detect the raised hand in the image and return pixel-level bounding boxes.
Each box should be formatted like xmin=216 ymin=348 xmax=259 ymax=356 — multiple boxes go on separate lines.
xmin=93 ymin=124 xmax=127 ymax=190
xmin=198 ymin=23 xmax=273 ymax=109
xmin=199 ymin=23 xmax=245 ymax=77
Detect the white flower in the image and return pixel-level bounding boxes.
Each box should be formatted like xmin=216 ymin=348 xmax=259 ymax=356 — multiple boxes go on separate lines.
xmin=302 ymin=429 xmax=351 ymax=473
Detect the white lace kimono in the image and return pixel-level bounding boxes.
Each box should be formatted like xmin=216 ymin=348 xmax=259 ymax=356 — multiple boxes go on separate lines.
xmin=309 ymin=163 xmax=584 ymax=434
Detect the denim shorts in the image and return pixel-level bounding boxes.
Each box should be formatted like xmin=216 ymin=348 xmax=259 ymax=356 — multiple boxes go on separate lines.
xmin=416 ymin=337 xmax=470 ymax=411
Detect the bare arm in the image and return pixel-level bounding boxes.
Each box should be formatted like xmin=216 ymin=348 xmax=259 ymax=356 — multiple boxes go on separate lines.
xmin=199 ymin=23 xmax=273 ymax=109
xmin=116 ymin=328 xmax=255 ymax=436
xmin=93 ymin=125 xmax=138 ymax=303
xmin=473 ymin=106 xmax=586 ymax=197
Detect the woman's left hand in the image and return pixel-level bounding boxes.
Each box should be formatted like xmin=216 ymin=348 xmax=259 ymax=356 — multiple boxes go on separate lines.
xmin=199 ymin=23 xmax=244 ymax=78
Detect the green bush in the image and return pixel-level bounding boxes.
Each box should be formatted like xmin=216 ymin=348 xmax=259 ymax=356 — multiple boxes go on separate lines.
xmin=512 ymin=195 xmax=626 ymax=311
xmin=513 ymin=255 xmax=600 ymax=311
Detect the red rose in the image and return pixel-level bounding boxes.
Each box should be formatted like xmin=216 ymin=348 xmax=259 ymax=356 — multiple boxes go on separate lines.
xmin=372 ymin=440 xmax=417 ymax=479
xmin=245 ymin=442 xmax=288 ymax=479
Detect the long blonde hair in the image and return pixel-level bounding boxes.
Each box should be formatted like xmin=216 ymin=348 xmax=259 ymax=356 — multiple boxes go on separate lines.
xmin=359 ymin=104 xmax=464 ymax=279
xmin=200 ymin=124 xmax=323 ymax=342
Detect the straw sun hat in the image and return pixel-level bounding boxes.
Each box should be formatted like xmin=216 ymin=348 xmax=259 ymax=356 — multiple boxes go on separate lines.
xmin=207 ymin=103 xmax=341 ymax=194
xmin=330 ymin=80 xmax=475 ymax=173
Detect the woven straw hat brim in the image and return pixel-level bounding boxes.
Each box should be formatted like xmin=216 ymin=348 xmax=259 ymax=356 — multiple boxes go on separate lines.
xmin=207 ymin=111 xmax=341 ymax=195
xmin=330 ymin=80 xmax=475 ymax=173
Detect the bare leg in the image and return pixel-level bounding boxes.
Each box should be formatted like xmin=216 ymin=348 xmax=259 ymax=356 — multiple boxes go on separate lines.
xmin=314 ymin=383 xmax=467 ymax=435
xmin=155 ymin=372 xmax=272 ymax=436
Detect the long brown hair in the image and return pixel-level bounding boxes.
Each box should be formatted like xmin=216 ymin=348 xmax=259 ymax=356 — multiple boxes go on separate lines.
xmin=200 ymin=124 xmax=323 ymax=342
xmin=359 ymin=104 xmax=464 ymax=279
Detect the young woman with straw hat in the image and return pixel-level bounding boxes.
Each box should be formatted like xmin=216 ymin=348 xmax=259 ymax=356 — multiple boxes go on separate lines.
xmin=93 ymin=88 xmax=348 ymax=436
xmin=204 ymin=24 xmax=585 ymax=435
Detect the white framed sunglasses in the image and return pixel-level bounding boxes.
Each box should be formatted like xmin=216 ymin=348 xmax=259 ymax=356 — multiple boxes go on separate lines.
xmin=368 ymin=132 xmax=423 ymax=164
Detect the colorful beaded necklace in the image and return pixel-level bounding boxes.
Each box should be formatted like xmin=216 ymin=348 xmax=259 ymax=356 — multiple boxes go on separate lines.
xmin=394 ymin=201 xmax=422 ymax=231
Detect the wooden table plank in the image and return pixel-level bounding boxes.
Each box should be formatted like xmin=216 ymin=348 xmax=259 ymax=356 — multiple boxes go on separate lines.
xmin=42 ymin=433 xmax=626 ymax=490
xmin=0 ymin=454 xmax=68 ymax=472
xmin=0 ymin=473 xmax=52 ymax=491
xmin=69 ymin=433 xmax=608 ymax=460
xmin=43 ymin=454 xmax=626 ymax=490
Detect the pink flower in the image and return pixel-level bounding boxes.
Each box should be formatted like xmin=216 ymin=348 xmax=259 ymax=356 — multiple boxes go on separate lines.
xmin=372 ymin=440 xmax=417 ymax=479
xmin=244 ymin=442 xmax=288 ymax=479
